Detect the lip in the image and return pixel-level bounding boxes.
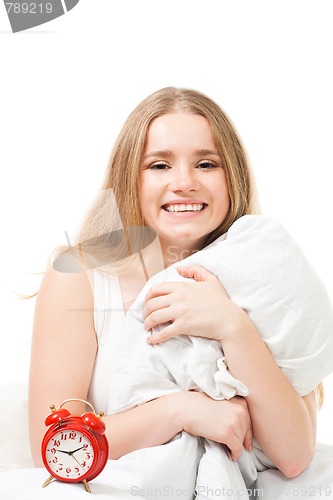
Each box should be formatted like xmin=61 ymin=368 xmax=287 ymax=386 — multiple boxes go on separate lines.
xmin=161 ymin=201 xmax=208 ymax=216
xmin=162 ymin=199 xmax=206 ymax=206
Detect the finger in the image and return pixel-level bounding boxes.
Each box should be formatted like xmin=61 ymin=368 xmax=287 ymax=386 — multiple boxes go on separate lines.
xmin=145 ymin=282 xmax=182 ymax=302
xmin=224 ymin=433 xmax=244 ymax=461
xmin=243 ymin=423 xmax=253 ymax=452
xmin=243 ymin=408 xmax=253 ymax=452
xmin=233 ymin=398 xmax=253 ymax=452
xmin=143 ymin=295 xmax=171 ymax=320
xmin=233 ymin=412 xmax=252 ymax=453
xmin=144 ymin=306 xmax=174 ymax=333
xmin=231 ymin=399 xmax=253 ymax=452
xmin=176 ymin=265 xmax=218 ymax=283
xmin=146 ymin=322 xmax=179 ymax=344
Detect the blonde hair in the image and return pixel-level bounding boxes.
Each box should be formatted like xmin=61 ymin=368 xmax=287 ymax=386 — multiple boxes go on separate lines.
xmin=75 ymin=87 xmax=258 ymax=266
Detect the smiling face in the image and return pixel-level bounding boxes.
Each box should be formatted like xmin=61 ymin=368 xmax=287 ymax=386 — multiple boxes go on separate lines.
xmin=139 ymin=112 xmax=230 ymax=264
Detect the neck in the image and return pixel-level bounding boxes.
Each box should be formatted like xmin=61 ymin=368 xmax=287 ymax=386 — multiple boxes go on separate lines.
xmin=160 ymin=239 xmax=204 ymax=268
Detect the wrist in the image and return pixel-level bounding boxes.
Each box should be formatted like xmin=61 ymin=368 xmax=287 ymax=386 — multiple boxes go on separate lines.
xmin=165 ymin=391 xmax=204 ymax=434
xmin=164 ymin=391 xmax=189 ymax=433
xmin=218 ymin=307 xmax=254 ymax=344
xmin=175 ymin=391 xmax=208 ymax=435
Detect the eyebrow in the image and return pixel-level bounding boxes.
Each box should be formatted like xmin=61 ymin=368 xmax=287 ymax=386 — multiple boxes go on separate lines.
xmin=143 ymin=150 xmax=173 ymax=160
xmin=143 ymin=149 xmax=221 ymax=160
xmin=195 ymin=149 xmax=220 ymax=158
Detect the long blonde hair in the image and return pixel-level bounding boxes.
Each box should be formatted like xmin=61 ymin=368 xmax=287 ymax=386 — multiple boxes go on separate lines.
xmin=75 ymin=87 xmax=258 ymax=266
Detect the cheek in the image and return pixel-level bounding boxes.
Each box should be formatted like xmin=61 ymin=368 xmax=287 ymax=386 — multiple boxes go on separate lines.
xmin=208 ymin=173 xmax=230 ymax=207
xmin=139 ymin=171 xmax=166 ymax=205
xmin=139 ymin=175 xmax=158 ymax=222
xmin=220 ymin=180 xmax=231 ymax=205
xmin=220 ymin=172 xmax=230 ymax=204
xmin=139 ymin=173 xmax=155 ymax=200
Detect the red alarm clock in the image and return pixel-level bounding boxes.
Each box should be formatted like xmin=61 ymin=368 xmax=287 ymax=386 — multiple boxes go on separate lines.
xmin=41 ymin=399 xmax=109 ymax=493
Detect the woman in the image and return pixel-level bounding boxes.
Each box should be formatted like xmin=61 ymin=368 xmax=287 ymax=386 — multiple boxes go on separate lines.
xmin=12 ymin=88 xmax=331 ymax=498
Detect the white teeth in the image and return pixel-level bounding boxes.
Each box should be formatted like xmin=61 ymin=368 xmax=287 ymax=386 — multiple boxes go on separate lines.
xmin=165 ymin=203 xmax=204 ymax=212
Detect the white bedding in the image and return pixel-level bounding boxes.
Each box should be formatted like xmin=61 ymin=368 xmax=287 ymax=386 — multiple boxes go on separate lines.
xmin=2 ymin=215 xmax=333 ymax=499
xmin=105 ymin=215 xmax=333 ymax=497
xmin=111 ymin=215 xmax=333 ymax=409
xmin=1 ymin=417 xmax=333 ymax=499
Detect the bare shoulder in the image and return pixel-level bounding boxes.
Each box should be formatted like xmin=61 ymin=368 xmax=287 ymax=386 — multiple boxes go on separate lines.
xmin=32 ymin=249 xmax=97 ymax=357
xmin=37 ymin=250 xmax=94 ymax=312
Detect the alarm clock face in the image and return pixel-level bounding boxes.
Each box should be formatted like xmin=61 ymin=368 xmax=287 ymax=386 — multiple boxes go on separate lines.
xmin=44 ymin=428 xmax=95 ymax=480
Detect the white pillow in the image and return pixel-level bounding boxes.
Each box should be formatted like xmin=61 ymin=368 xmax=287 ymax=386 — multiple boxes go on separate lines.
xmin=110 ymin=215 xmax=333 ymax=415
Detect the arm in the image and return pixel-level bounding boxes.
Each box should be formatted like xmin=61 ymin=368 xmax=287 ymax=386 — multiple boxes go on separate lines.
xmin=29 ymin=261 xmax=252 ymax=465
xmin=221 ymin=320 xmax=316 ymax=477
xmin=28 ymin=261 xmax=97 ymax=466
xmin=104 ymin=393 xmax=252 ymax=461
xmin=144 ymin=264 xmax=317 ymax=477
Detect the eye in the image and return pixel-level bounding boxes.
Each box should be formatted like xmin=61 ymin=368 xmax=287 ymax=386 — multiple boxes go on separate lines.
xmin=197 ymin=161 xmax=219 ymax=169
xmin=146 ymin=162 xmax=171 ymax=170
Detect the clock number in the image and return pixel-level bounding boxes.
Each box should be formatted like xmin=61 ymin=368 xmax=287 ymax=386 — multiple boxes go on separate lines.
xmin=52 ymin=439 xmax=60 ymax=447
xmin=60 ymin=431 xmax=77 ymax=440
xmin=66 ymin=467 xmax=71 ymax=474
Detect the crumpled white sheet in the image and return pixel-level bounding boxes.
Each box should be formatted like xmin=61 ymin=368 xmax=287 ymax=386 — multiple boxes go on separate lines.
xmin=2 ymin=441 xmax=333 ymax=499
xmin=105 ymin=215 xmax=333 ymax=498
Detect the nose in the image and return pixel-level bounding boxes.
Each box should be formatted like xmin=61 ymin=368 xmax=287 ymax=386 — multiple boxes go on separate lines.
xmin=169 ymin=165 xmax=200 ymax=192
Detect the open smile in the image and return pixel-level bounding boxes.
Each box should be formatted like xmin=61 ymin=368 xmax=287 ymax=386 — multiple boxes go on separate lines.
xmin=162 ymin=203 xmax=207 ymax=213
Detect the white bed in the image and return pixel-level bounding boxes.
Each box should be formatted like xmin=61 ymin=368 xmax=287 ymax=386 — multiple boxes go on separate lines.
xmin=1 ymin=381 xmax=333 ymax=500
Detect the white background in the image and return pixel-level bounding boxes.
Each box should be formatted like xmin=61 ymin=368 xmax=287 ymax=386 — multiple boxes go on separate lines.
xmin=0 ymin=0 xmax=332 ymax=443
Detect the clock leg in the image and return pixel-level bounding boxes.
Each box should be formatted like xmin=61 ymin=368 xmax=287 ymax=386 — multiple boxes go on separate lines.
xmin=42 ymin=474 xmax=54 ymax=488
xmin=83 ymin=480 xmax=91 ymax=493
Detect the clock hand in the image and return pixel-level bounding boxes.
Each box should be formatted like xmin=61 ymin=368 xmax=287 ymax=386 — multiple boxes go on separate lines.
xmin=70 ymin=453 xmax=86 ymax=471
xmin=69 ymin=446 xmax=85 ymax=455
xmin=56 ymin=447 xmax=87 ymax=472
xmin=57 ymin=446 xmax=84 ymax=456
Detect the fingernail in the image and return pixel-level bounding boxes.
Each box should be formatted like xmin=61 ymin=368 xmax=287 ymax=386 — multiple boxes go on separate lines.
xmin=146 ymin=335 xmax=155 ymax=344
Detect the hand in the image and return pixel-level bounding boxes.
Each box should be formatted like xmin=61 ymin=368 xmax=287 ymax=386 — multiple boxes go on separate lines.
xmin=180 ymin=392 xmax=252 ymax=461
xmin=144 ymin=265 xmax=249 ymax=344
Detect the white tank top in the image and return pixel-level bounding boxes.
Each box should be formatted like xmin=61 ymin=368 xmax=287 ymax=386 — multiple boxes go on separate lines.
xmin=88 ymin=270 xmax=126 ymax=414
